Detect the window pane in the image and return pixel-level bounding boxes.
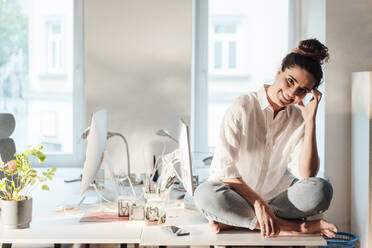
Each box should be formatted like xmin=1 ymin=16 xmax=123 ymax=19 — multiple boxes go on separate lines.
xmin=228 ymin=40 xmax=237 ymax=69
xmin=52 ymin=23 xmax=61 ymax=34
xmin=0 ymin=0 xmax=74 ymax=154
xmin=214 ymin=23 xmax=236 ymax=34
xmin=214 ymin=41 xmax=223 ymax=69
xmin=208 ymin=0 xmax=289 ymax=149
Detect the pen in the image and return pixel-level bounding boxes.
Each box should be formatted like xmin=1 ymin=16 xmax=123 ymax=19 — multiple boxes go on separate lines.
xmin=165 ymin=176 xmax=176 ymax=189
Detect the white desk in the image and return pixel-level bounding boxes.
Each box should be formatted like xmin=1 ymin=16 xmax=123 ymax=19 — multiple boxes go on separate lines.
xmin=1 ymin=168 xmax=327 ymax=247
xmin=140 ymin=207 xmax=327 ymax=247
xmin=0 ymin=168 xmax=142 ymax=247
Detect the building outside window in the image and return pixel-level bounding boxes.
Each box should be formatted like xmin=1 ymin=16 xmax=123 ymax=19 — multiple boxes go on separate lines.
xmin=210 ymin=19 xmax=240 ymax=73
xmin=0 ymin=0 xmax=84 ymax=166
xmin=206 ymin=0 xmax=290 ymax=150
xmin=45 ymin=18 xmax=64 ymax=74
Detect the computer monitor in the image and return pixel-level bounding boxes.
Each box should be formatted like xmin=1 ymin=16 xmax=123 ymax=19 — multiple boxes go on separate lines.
xmin=80 ymin=109 xmax=108 ymax=196
xmin=178 ymin=119 xmax=195 ymax=196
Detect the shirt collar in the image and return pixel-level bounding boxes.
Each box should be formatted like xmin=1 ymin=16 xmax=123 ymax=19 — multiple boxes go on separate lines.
xmin=257 ymin=85 xmax=271 ymax=111
xmin=258 ymin=84 xmax=290 ymax=117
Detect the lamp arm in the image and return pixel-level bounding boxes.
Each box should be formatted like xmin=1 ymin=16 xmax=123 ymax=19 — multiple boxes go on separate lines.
xmin=107 ymin=132 xmax=130 ymax=176
xmin=166 ymin=134 xmax=178 ymax=143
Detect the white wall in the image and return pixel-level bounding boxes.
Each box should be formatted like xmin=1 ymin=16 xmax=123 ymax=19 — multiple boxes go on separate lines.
xmin=84 ymin=0 xmax=191 ymax=176
xmin=299 ymin=0 xmax=326 ymax=176
xmin=325 ymin=0 xmax=372 ymax=232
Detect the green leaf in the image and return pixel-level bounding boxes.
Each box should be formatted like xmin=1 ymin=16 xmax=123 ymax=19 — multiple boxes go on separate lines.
xmin=41 ymin=185 xmax=50 ymax=191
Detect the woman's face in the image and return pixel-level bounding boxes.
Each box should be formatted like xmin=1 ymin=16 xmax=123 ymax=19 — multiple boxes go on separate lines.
xmin=267 ymin=65 xmax=316 ymax=110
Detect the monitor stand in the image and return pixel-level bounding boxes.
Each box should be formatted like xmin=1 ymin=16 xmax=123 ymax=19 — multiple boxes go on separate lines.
xmin=78 ymin=150 xmax=120 ymax=206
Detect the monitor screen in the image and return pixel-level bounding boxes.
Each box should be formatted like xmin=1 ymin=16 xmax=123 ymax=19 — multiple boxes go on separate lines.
xmin=178 ymin=119 xmax=194 ymax=196
xmin=80 ymin=109 xmax=107 ymax=196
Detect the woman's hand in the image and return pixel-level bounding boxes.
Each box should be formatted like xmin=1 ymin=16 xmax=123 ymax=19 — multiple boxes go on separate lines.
xmin=253 ymin=200 xmax=280 ymax=238
xmin=298 ymin=89 xmax=322 ymax=123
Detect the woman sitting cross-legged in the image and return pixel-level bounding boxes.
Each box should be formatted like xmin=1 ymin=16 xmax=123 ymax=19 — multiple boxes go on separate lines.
xmin=194 ymin=38 xmax=338 ymax=238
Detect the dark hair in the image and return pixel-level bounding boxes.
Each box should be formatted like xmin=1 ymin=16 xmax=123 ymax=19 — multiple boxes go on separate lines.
xmin=281 ymin=38 xmax=329 ymax=88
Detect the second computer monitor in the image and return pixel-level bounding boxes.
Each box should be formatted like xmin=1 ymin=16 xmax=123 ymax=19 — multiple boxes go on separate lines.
xmin=178 ymin=119 xmax=195 ymax=196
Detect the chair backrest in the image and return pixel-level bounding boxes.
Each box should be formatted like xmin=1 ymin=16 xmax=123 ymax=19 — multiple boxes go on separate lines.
xmin=0 ymin=113 xmax=16 ymax=163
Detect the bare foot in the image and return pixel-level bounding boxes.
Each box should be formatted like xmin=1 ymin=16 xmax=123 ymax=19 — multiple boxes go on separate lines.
xmin=208 ymin=220 xmax=233 ymax=233
xmin=303 ymin=219 xmax=338 ymax=238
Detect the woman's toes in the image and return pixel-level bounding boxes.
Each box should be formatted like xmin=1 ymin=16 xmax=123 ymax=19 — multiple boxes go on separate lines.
xmin=209 ymin=220 xmax=221 ymax=233
xmin=319 ymin=219 xmax=338 ymax=238
xmin=322 ymin=229 xmax=336 ymax=238
xmin=330 ymin=224 xmax=338 ymax=233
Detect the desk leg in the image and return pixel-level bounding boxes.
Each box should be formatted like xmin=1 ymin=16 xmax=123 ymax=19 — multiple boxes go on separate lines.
xmin=54 ymin=244 xmax=61 ymax=248
xmin=1 ymin=244 xmax=12 ymax=248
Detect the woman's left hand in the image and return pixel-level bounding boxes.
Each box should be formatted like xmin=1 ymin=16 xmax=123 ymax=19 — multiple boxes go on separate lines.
xmin=298 ymin=89 xmax=322 ymax=123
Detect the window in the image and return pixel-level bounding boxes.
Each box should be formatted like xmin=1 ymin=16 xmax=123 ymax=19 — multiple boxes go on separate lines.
xmin=0 ymin=0 xmax=85 ymax=166
xmin=45 ymin=19 xmax=64 ymax=74
xmin=210 ymin=19 xmax=240 ymax=73
xmin=192 ymin=0 xmax=295 ymax=153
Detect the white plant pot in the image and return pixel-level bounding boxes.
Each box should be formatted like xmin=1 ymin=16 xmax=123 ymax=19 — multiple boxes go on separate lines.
xmin=0 ymin=197 xmax=32 ymax=229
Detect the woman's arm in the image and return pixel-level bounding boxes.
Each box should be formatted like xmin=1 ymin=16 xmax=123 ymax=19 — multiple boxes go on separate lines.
xmin=221 ymin=177 xmax=262 ymax=205
xmin=298 ymin=89 xmax=322 ymax=178
xmin=221 ymin=177 xmax=280 ymax=237
xmin=298 ymin=121 xmax=319 ymax=177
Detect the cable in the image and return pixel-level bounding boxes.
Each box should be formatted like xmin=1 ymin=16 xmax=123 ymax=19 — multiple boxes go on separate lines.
xmin=126 ymin=174 xmax=137 ymax=200
xmin=92 ymin=183 xmax=114 ymax=204
xmin=107 ymin=132 xmax=131 ymax=176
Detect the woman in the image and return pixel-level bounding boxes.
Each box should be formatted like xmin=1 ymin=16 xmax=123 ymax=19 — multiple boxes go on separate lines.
xmin=194 ymin=39 xmax=338 ymax=238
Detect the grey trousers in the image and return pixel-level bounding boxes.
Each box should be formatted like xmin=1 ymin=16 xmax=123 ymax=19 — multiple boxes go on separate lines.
xmin=194 ymin=177 xmax=333 ymax=230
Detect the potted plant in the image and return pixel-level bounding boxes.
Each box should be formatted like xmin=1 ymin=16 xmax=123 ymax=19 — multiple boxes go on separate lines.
xmin=0 ymin=145 xmax=56 ymax=229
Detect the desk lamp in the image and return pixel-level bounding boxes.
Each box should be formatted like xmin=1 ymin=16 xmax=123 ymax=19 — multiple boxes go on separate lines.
xmin=155 ymin=129 xmax=178 ymax=143
xmin=81 ymin=128 xmax=142 ymax=186
xmin=154 ymin=121 xmax=195 ymax=196
xmin=153 ymin=128 xmax=178 ymax=182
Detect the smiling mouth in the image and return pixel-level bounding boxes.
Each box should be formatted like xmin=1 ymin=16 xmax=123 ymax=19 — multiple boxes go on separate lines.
xmin=279 ymin=90 xmax=293 ymax=105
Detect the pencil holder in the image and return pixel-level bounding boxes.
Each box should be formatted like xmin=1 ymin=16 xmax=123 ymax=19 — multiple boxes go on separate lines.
xmin=143 ymin=187 xmax=172 ymax=203
xmin=117 ymin=196 xmax=135 ymax=217
xmin=144 ymin=194 xmax=166 ymax=225
xmin=129 ymin=204 xmax=145 ymax=220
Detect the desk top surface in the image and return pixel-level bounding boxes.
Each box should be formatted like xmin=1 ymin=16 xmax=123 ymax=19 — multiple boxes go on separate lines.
xmin=141 ymin=207 xmax=326 ymax=246
xmin=0 ymin=168 xmax=143 ymax=244
xmin=0 ymin=168 xmax=326 ymax=246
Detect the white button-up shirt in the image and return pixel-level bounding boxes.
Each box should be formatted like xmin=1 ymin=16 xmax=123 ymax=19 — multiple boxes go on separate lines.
xmin=209 ymin=85 xmax=305 ymax=201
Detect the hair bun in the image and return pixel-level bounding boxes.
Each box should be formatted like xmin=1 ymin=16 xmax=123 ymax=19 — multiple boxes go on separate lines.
xmin=293 ymin=38 xmax=329 ymax=64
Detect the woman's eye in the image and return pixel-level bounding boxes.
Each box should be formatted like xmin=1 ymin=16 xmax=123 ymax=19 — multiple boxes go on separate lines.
xmin=287 ymin=78 xmax=294 ymax=85
xmin=297 ymin=88 xmax=307 ymax=95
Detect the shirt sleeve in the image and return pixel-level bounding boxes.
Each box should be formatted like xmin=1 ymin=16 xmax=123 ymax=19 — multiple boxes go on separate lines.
xmin=209 ymin=99 xmax=245 ymax=181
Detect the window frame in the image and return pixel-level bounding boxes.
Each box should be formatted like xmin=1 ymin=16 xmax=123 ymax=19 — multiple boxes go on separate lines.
xmin=191 ymin=0 xmax=209 ymax=153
